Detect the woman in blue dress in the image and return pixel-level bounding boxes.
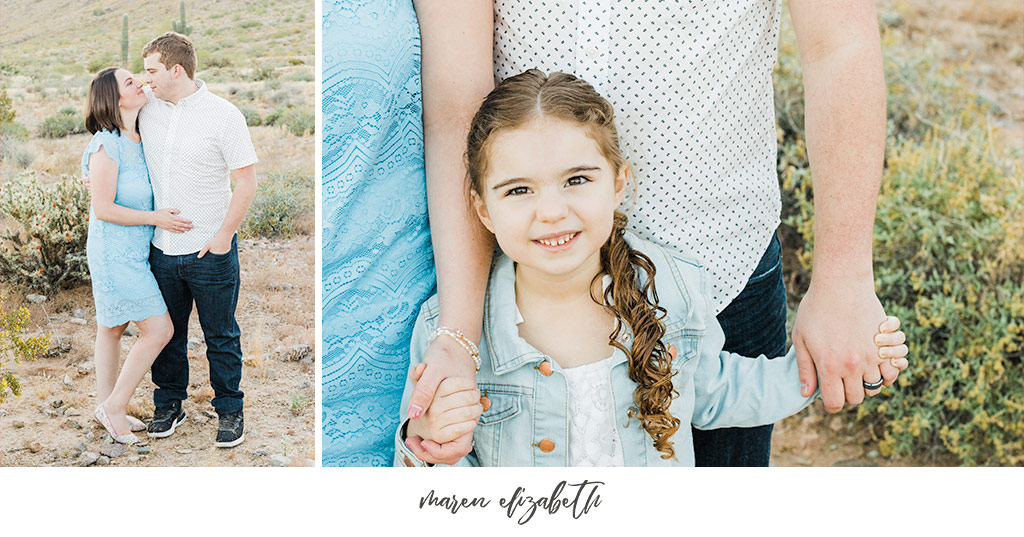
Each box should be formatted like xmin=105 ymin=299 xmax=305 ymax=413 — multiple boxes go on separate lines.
xmin=321 ymin=1 xmax=492 ymax=465
xmin=83 ymin=67 xmax=192 ymax=444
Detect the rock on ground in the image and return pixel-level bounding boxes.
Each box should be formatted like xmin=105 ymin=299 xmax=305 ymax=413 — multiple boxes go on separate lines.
xmin=78 ymin=452 xmax=100 ymax=467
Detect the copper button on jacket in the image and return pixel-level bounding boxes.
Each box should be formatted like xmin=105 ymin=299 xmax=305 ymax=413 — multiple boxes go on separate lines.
xmin=538 ymin=360 xmax=553 ymax=376
xmin=480 ymin=395 xmax=491 ymax=412
xmin=536 ymin=439 xmax=555 ymax=452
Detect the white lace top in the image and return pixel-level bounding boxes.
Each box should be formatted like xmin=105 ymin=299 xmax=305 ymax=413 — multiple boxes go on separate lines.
xmin=515 ymin=297 xmax=625 ymax=467
xmin=563 ymin=355 xmax=625 ymax=467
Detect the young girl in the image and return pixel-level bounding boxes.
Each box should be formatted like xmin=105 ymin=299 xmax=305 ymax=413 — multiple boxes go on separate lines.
xmin=395 ymin=70 xmax=908 ymax=466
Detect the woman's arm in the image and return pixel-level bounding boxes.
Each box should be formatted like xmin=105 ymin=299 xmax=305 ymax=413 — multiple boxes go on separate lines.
xmin=88 ymin=145 xmax=193 ymax=231
xmin=404 ymin=0 xmax=495 ymax=463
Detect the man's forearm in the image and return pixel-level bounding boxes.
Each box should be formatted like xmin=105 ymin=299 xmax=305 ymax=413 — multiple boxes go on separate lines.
xmin=793 ymin=1 xmax=886 ymax=283
xmin=217 ymin=165 xmax=258 ymax=240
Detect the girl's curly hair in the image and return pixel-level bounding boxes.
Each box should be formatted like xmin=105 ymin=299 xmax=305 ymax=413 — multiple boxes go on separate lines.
xmin=466 ymin=69 xmax=680 ymax=458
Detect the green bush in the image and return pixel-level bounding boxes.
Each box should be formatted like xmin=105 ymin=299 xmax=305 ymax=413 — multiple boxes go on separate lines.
xmin=38 ymin=108 xmax=85 ymax=138
xmin=1 ymin=294 xmax=50 ymax=405
xmin=87 ymin=56 xmax=113 ymax=75
xmin=0 ymin=121 xmax=29 ymax=141
xmin=774 ymin=19 xmax=1024 ymax=465
xmin=288 ymin=58 xmax=305 ymax=66
xmin=249 ymin=63 xmax=277 ymax=82
xmin=0 ymin=136 xmax=34 ymax=168
xmin=0 ymin=86 xmax=15 ymax=124
xmin=239 ymin=171 xmax=313 ymax=239
xmin=0 ymin=172 xmax=91 ymax=291
xmin=279 ymin=107 xmax=314 ymax=136
xmin=284 ymin=71 xmax=314 ymax=82
xmin=206 ymin=56 xmax=233 ymax=69
xmin=240 ymin=106 xmax=262 ymax=126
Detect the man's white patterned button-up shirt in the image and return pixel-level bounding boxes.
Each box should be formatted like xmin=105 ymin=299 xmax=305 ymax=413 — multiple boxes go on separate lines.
xmin=139 ymin=79 xmax=258 ymax=255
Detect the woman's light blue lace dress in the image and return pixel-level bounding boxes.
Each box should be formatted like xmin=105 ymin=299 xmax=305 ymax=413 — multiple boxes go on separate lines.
xmin=82 ymin=130 xmax=167 ymax=328
xmin=322 ymin=0 xmax=435 ymax=466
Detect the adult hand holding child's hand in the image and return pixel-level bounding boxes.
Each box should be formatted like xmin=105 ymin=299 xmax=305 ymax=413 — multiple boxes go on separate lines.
xmin=405 ymin=339 xmax=482 ymax=465
xmin=792 ymin=278 xmax=900 ymax=412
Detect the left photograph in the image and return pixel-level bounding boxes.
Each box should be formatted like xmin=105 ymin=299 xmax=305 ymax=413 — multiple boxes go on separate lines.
xmin=0 ymin=1 xmax=315 ymax=467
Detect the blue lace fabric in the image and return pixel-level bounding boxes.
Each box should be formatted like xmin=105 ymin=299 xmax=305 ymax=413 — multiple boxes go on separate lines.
xmin=322 ymin=0 xmax=435 ymax=466
xmin=82 ymin=130 xmax=167 ymax=328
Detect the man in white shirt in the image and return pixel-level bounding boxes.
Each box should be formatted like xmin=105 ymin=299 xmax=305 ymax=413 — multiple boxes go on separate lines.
xmin=138 ymin=32 xmax=258 ymax=448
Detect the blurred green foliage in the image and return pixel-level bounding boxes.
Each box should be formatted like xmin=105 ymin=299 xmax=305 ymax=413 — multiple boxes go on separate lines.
xmin=775 ymin=16 xmax=1024 ymax=465
xmin=239 ymin=170 xmax=313 ymax=239
xmin=38 ymin=107 xmax=85 ymax=138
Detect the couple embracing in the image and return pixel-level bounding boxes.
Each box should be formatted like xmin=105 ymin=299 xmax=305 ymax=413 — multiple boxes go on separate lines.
xmin=82 ymin=32 xmax=257 ymax=447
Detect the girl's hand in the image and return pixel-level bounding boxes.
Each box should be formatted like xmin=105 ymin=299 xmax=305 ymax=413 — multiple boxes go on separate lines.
xmin=406 ymin=375 xmax=483 ymax=448
xmin=405 ymin=335 xmax=480 ymax=464
xmin=874 ymin=315 xmax=909 ymax=385
xmin=152 ymin=208 xmax=193 ymax=233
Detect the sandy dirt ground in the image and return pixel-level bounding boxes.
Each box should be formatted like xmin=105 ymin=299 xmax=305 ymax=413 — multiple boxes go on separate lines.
xmin=0 ymin=235 xmax=315 ymax=467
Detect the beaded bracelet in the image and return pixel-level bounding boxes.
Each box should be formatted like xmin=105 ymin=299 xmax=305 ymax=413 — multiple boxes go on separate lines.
xmin=428 ymin=326 xmax=481 ymax=371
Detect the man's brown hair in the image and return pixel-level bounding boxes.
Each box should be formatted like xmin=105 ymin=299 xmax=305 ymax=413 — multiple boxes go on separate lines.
xmin=142 ymin=32 xmax=197 ymax=79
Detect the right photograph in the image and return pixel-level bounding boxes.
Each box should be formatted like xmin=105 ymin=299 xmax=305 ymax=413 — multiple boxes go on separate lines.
xmin=321 ymin=1 xmax=1024 ymax=467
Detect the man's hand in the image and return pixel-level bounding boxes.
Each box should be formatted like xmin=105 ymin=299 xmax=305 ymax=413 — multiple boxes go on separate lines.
xmin=792 ymin=276 xmax=896 ymax=412
xmin=197 ymin=234 xmax=232 ymax=258
xmin=405 ymin=336 xmax=479 ymax=465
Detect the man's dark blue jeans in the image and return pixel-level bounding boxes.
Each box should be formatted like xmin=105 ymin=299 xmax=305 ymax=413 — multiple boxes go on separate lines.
xmin=149 ymin=235 xmax=244 ymax=414
xmin=692 ymin=231 xmax=788 ymax=467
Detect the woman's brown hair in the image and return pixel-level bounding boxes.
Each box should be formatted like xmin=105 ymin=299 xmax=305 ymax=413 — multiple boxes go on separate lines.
xmin=85 ymin=67 xmax=137 ymax=136
xmin=466 ymin=69 xmax=681 ymax=459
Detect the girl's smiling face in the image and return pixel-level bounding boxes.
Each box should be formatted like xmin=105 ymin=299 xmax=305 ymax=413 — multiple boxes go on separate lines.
xmin=474 ymin=117 xmax=627 ymax=279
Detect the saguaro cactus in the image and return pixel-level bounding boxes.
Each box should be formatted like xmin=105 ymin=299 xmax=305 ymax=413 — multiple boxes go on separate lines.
xmin=121 ymin=15 xmax=129 ymax=67
xmin=171 ymin=1 xmax=193 ymax=35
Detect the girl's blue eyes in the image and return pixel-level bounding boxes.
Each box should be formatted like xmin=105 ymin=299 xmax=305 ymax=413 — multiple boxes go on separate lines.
xmin=504 ymin=176 xmax=590 ymax=197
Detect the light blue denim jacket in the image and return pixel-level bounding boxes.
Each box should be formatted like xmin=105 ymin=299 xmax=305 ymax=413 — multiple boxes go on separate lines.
xmin=396 ymin=233 xmax=816 ymax=466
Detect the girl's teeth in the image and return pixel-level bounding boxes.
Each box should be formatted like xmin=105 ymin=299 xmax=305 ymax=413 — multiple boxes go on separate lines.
xmin=539 ymin=233 xmax=575 ymax=246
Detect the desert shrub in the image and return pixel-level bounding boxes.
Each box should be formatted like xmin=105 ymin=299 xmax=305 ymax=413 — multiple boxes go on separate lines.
xmin=87 ymin=56 xmax=113 ymax=75
xmin=249 ymin=63 xmax=277 ymax=82
xmin=288 ymin=58 xmax=304 ymax=66
xmin=263 ymin=108 xmax=282 ymax=126
xmin=774 ymin=20 xmax=1024 ymax=465
xmin=279 ymin=107 xmax=314 ymax=136
xmin=0 ymin=136 xmax=34 ymax=168
xmin=240 ymin=106 xmax=262 ymax=126
xmin=0 ymin=172 xmax=91 ymax=291
xmin=239 ymin=20 xmax=262 ymax=29
xmin=0 ymin=121 xmax=29 ymax=141
xmin=239 ymin=170 xmax=313 ymax=239
xmin=285 ymin=71 xmax=314 ymax=82
xmin=206 ymin=56 xmax=233 ymax=69
xmin=0 ymin=294 xmax=50 ymax=404
xmin=38 ymin=108 xmax=85 ymax=138
xmin=264 ymin=78 xmax=282 ymax=91
xmin=0 ymin=86 xmax=15 ymax=124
